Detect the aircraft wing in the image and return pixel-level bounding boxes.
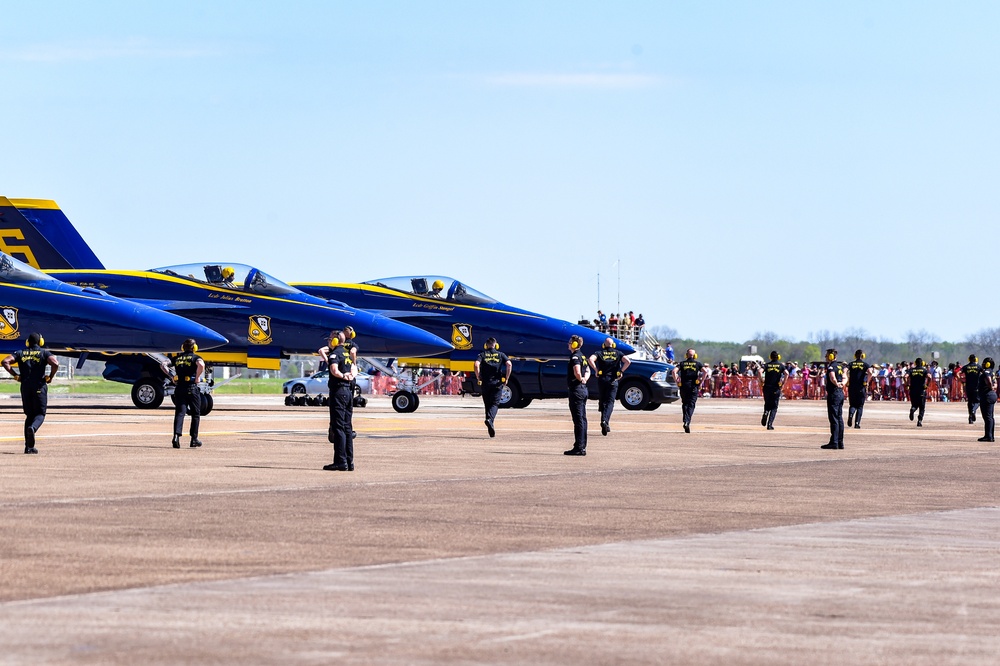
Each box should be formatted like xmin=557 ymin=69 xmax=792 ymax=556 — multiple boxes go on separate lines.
xmin=128 ymin=299 xmax=249 ymax=312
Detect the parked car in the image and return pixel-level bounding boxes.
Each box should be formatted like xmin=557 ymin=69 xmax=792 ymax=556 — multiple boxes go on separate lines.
xmin=462 ymin=358 xmax=679 ymax=410
xmin=282 ymin=370 xmax=372 ymax=395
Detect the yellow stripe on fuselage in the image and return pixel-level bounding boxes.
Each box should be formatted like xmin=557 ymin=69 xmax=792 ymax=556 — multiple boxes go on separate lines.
xmin=291 ymin=282 xmax=544 ymax=319
xmin=395 ymin=357 xmax=475 ymax=372
xmin=46 ymin=270 xmax=353 ymax=312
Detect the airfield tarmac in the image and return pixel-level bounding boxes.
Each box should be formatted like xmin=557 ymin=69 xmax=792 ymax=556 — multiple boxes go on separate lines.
xmin=1 ymin=393 xmax=998 ymax=665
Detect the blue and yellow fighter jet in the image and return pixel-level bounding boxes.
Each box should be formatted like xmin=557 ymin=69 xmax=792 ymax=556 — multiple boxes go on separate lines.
xmin=289 ymin=276 xmax=636 ymax=410
xmin=0 ymin=251 xmax=228 ymax=355
xmin=0 ymin=198 xmax=452 ymax=408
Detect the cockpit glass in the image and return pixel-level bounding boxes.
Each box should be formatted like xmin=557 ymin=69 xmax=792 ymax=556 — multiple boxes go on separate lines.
xmin=0 ymin=252 xmax=57 ymax=285
xmin=362 ymin=276 xmax=496 ymax=305
xmin=150 ymin=263 xmax=300 ymax=296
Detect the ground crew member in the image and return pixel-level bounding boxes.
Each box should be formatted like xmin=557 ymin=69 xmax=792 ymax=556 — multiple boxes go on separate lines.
xmin=319 ymin=328 xmax=357 ymax=471
xmin=906 ymin=358 xmax=928 ymax=427
xmin=2 ymin=332 xmax=58 ymax=454
xmin=589 ymin=337 xmax=631 ymax=436
xmin=756 ymin=351 xmax=788 ymax=430
xmin=161 ymin=338 xmax=205 ymax=448
xmin=962 ymin=354 xmax=982 ymax=424
xmin=846 ymin=349 xmax=872 ymax=429
xmin=672 ymin=348 xmax=707 ymax=433
xmin=978 ymin=357 xmax=996 ymax=443
xmin=565 ymin=335 xmax=590 ymax=456
xmin=475 ymin=337 xmax=511 ymax=437
xmin=821 ymin=349 xmax=845 ymax=450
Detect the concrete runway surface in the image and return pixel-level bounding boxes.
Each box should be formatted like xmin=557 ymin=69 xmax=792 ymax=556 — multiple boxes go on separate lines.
xmin=1 ymin=393 xmax=998 ymax=664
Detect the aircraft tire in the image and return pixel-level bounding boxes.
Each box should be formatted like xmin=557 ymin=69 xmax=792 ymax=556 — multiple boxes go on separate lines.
xmin=619 ymin=380 xmax=651 ymax=411
xmin=202 ymin=393 xmax=214 ymax=415
xmin=391 ymin=390 xmax=418 ymax=413
xmin=131 ymin=379 xmax=165 ymax=409
xmin=497 ymin=380 xmax=521 ymax=409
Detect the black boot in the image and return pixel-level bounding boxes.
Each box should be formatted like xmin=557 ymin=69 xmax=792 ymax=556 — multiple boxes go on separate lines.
xmin=172 ymin=434 xmax=181 ymax=449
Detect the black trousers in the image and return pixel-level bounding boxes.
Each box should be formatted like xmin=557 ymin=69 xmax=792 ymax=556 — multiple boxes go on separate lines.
xmin=910 ymin=391 xmax=926 ymax=421
xmin=848 ymin=389 xmax=866 ymax=424
xmin=597 ymin=380 xmax=619 ymax=425
xmin=680 ymin=385 xmax=698 ymax=425
xmin=568 ymin=384 xmax=588 ymax=451
xmin=21 ymin=384 xmax=48 ymax=447
xmin=172 ymin=385 xmax=201 ymax=439
xmin=827 ymin=389 xmax=845 ymax=446
xmin=762 ymin=386 xmax=780 ymax=426
xmin=482 ymin=384 xmax=502 ymax=425
xmin=967 ymin=394 xmax=979 ymax=421
xmin=982 ymin=392 xmax=996 ymax=440
xmin=329 ymin=384 xmax=353 ymax=468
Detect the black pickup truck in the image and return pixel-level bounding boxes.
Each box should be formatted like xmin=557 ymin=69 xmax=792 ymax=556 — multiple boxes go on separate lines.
xmin=462 ymin=358 xmax=679 ymax=410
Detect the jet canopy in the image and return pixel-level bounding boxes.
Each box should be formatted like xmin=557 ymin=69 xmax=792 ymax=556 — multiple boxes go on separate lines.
xmin=0 ymin=252 xmax=63 ymax=286
xmin=363 ymin=276 xmax=496 ymax=306
xmin=150 ymin=263 xmax=300 ymax=297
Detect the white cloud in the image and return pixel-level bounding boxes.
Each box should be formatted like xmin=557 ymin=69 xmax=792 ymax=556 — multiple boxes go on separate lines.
xmin=484 ymin=72 xmax=661 ymax=89
xmin=5 ymin=38 xmax=224 ymax=63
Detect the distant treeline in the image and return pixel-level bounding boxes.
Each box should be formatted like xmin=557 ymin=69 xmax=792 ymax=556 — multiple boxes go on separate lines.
xmin=647 ymin=326 xmax=1000 ymax=367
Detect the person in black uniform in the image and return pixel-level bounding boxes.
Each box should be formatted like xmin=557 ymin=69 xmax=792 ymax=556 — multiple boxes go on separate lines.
xmin=319 ymin=329 xmax=357 ymax=471
xmin=565 ymin=335 xmax=590 ymax=456
xmin=962 ymin=354 xmax=982 ymax=424
xmin=905 ymin=358 xmax=928 ymax=427
xmin=846 ymin=349 xmax=872 ymax=429
xmin=475 ymin=337 xmax=511 ymax=437
xmin=672 ymin=348 xmax=707 ymax=433
xmin=588 ymin=337 xmax=631 ymax=436
xmin=161 ymin=338 xmax=205 ymax=448
xmin=756 ymin=350 xmax=788 ymax=430
xmin=977 ymin=357 xmax=996 ymax=443
xmin=2 ymin=332 xmax=59 ymax=454
xmin=821 ymin=349 xmax=845 ymax=450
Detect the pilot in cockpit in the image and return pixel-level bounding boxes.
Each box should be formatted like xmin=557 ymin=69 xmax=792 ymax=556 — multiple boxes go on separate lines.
xmin=220 ymin=266 xmax=237 ymax=289
xmin=429 ymin=279 xmax=445 ymax=298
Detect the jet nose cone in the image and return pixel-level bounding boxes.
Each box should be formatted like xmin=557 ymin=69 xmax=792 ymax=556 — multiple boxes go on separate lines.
xmin=126 ymin=306 xmax=228 ymax=351
xmin=362 ymin=315 xmax=453 ymax=357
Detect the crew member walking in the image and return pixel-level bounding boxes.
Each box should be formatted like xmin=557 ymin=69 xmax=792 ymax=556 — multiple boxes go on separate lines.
xmin=589 ymin=337 xmax=631 ymax=436
xmin=673 ymin=348 xmax=707 ymax=433
xmin=2 ymin=332 xmax=58 ymax=454
xmin=962 ymin=354 xmax=982 ymax=424
xmin=821 ymin=349 xmax=845 ymax=450
xmin=978 ymin=357 xmax=996 ymax=443
xmin=906 ymin=358 xmax=928 ymax=427
xmin=475 ymin=337 xmax=511 ymax=437
xmin=319 ymin=329 xmax=357 ymax=471
xmin=757 ymin=351 xmax=788 ymax=430
xmin=161 ymin=338 xmax=205 ymax=448
xmin=846 ymin=350 xmax=872 ymax=429
xmin=565 ymin=335 xmax=590 ymax=456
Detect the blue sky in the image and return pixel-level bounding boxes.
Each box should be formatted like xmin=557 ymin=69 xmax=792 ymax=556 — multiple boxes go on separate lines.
xmin=4 ymin=1 xmax=998 ymax=342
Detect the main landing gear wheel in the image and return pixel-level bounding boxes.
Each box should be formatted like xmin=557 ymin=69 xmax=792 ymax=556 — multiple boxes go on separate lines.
xmin=391 ymin=390 xmax=420 ymax=413
xmin=131 ymin=379 xmax=165 ymax=409
xmin=201 ymin=393 xmax=214 ymax=415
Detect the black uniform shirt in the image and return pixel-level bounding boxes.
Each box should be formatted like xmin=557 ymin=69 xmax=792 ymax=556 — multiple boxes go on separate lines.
xmin=677 ymin=359 xmax=703 ymax=389
xmin=327 ymin=345 xmax=352 ymax=389
xmin=907 ymin=366 xmax=928 ymax=394
xmin=978 ymin=369 xmax=996 ymax=401
xmin=963 ymin=362 xmax=981 ymax=397
xmin=848 ymin=360 xmax=870 ymax=391
xmin=477 ymin=349 xmax=509 ymax=386
xmin=567 ymin=350 xmax=587 ymax=388
xmin=594 ymin=347 xmax=625 ymax=383
xmin=825 ymin=361 xmax=844 ymax=393
xmin=12 ymin=346 xmax=53 ymax=389
xmin=173 ymin=352 xmax=202 ymax=389
xmin=763 ymin=361 xmax=785 ymax=390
